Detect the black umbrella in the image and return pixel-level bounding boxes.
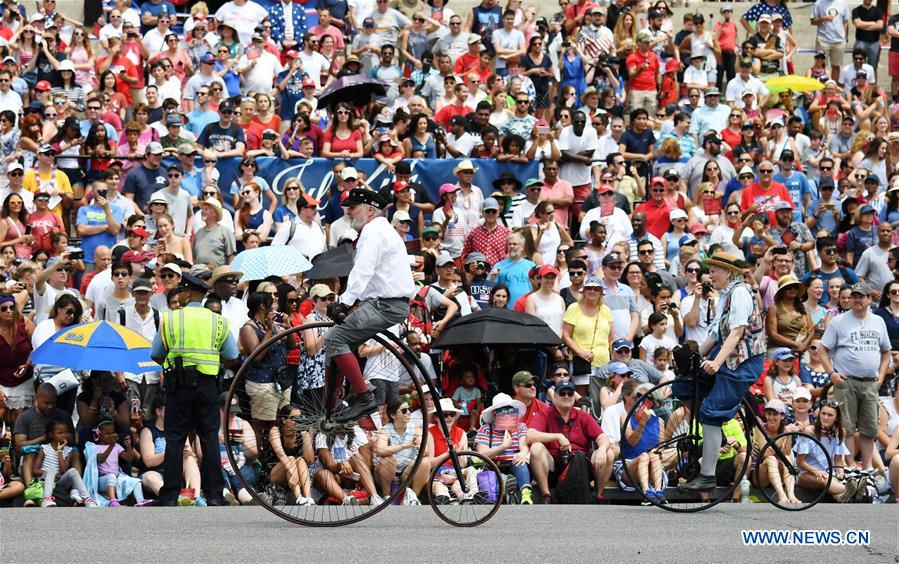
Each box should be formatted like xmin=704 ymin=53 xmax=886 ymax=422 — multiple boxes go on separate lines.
xmin=304 ymin=244 xmax=354 ymax=280
xmin=431 ymin=308 xmax=562 ymax=348
xmin=317 ymin=75 xmax=389 ymax=109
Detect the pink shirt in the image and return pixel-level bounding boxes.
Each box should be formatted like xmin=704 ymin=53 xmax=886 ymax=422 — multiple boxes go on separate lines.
xmin=540 ymin=179 xmax=575 ymax=227
xmin=97 ymin=443 xmax=123 ymax=476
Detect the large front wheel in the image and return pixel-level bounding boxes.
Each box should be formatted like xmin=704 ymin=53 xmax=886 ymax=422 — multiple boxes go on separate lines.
xmin=223 ymin=322 xmax=430 ymax=526
xmin=754 ymin=431 xmax=832 ymax=511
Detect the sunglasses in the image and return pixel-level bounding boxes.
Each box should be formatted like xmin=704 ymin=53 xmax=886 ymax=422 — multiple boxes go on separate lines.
xmin=820 ymin=400 xmax=840 ymax=408
xmin=569 ymin=271 xmax=585 ymax=276
xmin=397 ymin=407 xmax=411 ymax=414
xmin=222 ymin=278 xmax=239 ymax=285
xmin=423 ymin=234 xmax=439 ymax=241
xmin=553 ymin=371 xmax=570 ymax=377
xmin=759 ymin=169 xmax=774 ymax=174
xmin=8 ymin=171 xmax=23 ymax=177
xmin=889 ymin=289 xmax=899 ymax=296
xmin=316 ymin=295 xmax=336 ymax=302
xmin=203 ymin=191 xmax=217 ymax=197
xmin=685 ymin=267 xmax=701 ymax=274
xmin=160 ymin=272 xmax=179 ymax=279
xmin=517 ymin=382 xmax=535 ymax=388
xmin=638 ymin=249 xmax=654 ymax=255
xmin=0 ymin=304 xmax=15 ymax=312
xmin=168 ymin=173 xmax=181 ymax=178
xmin=112 ymin=271 xmax=130 ymax=278
xmin=285 ymin=185 xmax=301 ymax=192
xmin=557 ymin=390 xmax=575 ymax=397
xmin=62 ymin=307 xmax=76 ymax=316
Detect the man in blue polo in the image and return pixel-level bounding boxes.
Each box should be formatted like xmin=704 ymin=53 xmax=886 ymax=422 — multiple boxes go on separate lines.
xmin=599 ymin=252 xmax=639 ymax=341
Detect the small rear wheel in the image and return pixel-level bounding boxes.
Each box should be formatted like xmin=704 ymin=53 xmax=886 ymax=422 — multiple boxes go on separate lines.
xmin=428 ymin=451 xmax=503 ymax=527
xmin=619 ymin=378 xmax=752 ymax=512
xmin=754 ymin=431 xmax=832 ymax=511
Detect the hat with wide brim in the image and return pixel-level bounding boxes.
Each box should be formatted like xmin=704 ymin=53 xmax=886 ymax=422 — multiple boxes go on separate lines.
xmin=208 ymin=265 xmax=244 ymax=286
xmin=492 ymin=172 xmax=522 ymax=191
xmin=775 ymin=274 xmax=806 ymax=300
xmin=453 ymin=160 xmax=478 ymax=175
xmin=480 ymin=393 xmax=525 ymax=424
xmin=703 ymin=251 xmax=747 ymax=274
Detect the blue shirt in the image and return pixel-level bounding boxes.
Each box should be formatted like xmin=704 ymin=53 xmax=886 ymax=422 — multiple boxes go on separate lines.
xmin=76 ymin=205 xmax=125 ymax=264
xmin=139 ymin=0 xmax=176 ymax=33
xmin=494 ymin=258 xmax=536 ymax=307
xmin=80 ymin=120 xmax=119 ymax=143
xmin=180 ymin=167 xmax=204 ymax=199
xmin=599 ymin=279 xmax=637 ymax=340
xmin=774 ymin=170 xmax=810 ymax=223
xmin=122 ymin=164 xmax=166 ymax=213
xmin=184 ymin=109 xmax=219 ymax=137
xmin=150 ymin=303 xmax=239 ymax=361
xmin=801 ymin=267 xmax=859 ymax=305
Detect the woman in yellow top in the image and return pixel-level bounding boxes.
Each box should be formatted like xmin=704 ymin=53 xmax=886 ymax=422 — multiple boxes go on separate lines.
xmin=561 ymin=276 xmax=615 ymax=395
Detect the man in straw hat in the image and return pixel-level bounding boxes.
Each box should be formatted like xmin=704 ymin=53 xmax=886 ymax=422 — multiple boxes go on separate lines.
xmin=679 ymin=251 xmax=767 ymax=493
xmin=324 ymin=188 xmax=416 ymax=423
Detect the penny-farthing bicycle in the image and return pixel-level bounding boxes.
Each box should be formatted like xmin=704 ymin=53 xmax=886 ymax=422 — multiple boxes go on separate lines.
xmin=224 ymin=321 xmax=503 ymax=527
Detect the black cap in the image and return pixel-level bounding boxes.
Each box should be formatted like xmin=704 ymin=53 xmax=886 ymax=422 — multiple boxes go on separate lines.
xmin=111 ymin=246 xmax=129 ymax=261
xmin=450 ymin=115 xmax=467 ymax=127
xmin=395 ymin=160 xmax=412 ymax=175
xmin=818 ymin=177 xmax=835 ymax=191
xmin=181 ymin=272 xmax=209 ymax=292
xmin=780 ymin=149 xmax=794 ymax=160
xmin=343 ymin=187 xmax=388 ymax=209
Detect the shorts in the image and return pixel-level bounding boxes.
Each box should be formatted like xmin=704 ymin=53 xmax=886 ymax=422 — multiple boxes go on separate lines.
xmin=697 ymin=351 xmax=764 ymax=426
xmin=890 ymin=51 xmax=899 ymax=77
xmin=612 ymin=458 xmax=669 ymax=491
xmin=815 ymin=40 xmax=845 ymax=68
xmin=223 ymin=464 xmax=257 ymax=492
xmin=59 ymin=167 xmax=84 ymax=187
xmin=832 ymin=377 xmax=879 ymax=436
xmin=370 ymin=379 xmax=400 ymax=406
xmin=245 ymin=380 xmax=291 ymax=422
xmin=628 ymin=89 xmax=658 ymax=115
xmin=324 ymin=298 xmax=410 ymax=359
xmin=0 ymin=380 xmax=34 ymax=410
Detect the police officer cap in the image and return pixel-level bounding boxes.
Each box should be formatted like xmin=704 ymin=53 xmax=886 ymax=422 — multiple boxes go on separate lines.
xmin=343 ymin=188 xmax=388 ymax=210
xmin=181 ymin=272 xmax=209 ymax=293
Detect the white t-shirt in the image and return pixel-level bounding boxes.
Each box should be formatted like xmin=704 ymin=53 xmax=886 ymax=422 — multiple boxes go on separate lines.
xmin=33 ymin=284 xmax=77 ymax=325
xmin=298 ymin=51 xmax=330 ymax=89
xmin=238 ymin=50 xmax=284 ymax=95
xmin=491 ymin=27 xmax=525 ymax=71
xmin=639 ymin=332 xmax=677 ymax=361
xmin=214 ymin=0 xmax=269 ymax=44
xmin=150 ymin=188 xmax=192 ymax=236
xmin=271 ymin=217 xmax=326 ymax=259
xmin=363 ymin=325 xmax=402 ymax=383
xmin=557 ymin=125 xmax=599 ymax=187
xmin=680 ymin=293 xmax=711 ymax=348
xmin=86 ymin=269 xmax=113 ymax=312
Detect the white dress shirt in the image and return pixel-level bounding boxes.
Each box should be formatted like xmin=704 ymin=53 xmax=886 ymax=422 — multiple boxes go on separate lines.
xmin=271 ymin=217 xmax=326 ymax=259
xmin=340 ymin=216 xmax=415 ymax=305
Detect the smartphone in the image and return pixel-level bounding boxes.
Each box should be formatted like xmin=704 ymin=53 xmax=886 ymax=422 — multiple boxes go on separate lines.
xmin=537 ymin=125 xmax=550 ymax=135
xmin=96 ymin=189 xmax=108 ymax=199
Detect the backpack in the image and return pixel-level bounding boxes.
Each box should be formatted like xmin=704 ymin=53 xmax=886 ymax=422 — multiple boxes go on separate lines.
xmin=556 ymin=452 xmax=593 ymax=504
xmin=404 ymin=286 xmax=433 ymax=352
xmin=119 ymin=307 xmax=160 ymax=330
xmin=477 ymin=468 xmax=502 ymax=503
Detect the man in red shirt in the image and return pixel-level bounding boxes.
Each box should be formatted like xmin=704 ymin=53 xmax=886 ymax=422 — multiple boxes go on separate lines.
xmin=634 ymin=177 xmax=671 ymax=238
xmin=527 ymin=380 xmax=614 ymax=503
xmin=236 ymin=97 xmax=266 ymax=151
xmin=739 ymin=159 xmax=793 ymax=224
xmin=453 ymin=35 xmax=483 ymax=76
xmin=626 ymin=30 xmax=661 ymax=115
xmin=539 ymin=160 xmax=575 ymax=228
xmin=510 ymin=370 xmax=547 ymax=427
xmin=434 ymin=83 xmax=472 ymax=129
xmin=461 ymin=197 xmax=511 ymax=266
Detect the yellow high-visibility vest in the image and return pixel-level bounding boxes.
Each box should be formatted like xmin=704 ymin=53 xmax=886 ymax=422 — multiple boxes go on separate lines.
xmin=161 ymin=306 xmax=229 ymax=376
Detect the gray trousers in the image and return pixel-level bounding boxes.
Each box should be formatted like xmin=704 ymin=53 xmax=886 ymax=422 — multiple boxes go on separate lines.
xmin=44 ymin=467 xmax=90 ymax=498
xmin=324 ymin=298 xmax=411 ymax=359
xmin=854 ymin=40 xmax=881 ymax=72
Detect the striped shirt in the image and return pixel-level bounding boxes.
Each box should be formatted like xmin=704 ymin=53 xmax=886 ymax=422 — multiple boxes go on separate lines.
xmin=475 ymin=422 xmax=528 ymax=462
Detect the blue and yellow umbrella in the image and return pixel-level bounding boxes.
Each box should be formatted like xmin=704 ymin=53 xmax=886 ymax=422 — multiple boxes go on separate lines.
xmin=30 ymin=321 xmax=160 ymax=373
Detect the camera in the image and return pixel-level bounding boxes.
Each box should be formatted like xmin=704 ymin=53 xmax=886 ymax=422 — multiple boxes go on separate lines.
xmin=67 ymin=250 xmax=84 ymax=260
xmin=701 ymin=282 xmax=713 ymax=296
xmin=96 ymin=189 xmax=108 ymax=199
xmin=274 ymin=312 xmax=286 ymax=324
xmin=668 ymin=302 xmax=678 ymax=310
xmin=749 ymin=213 xmax=769 ymax=225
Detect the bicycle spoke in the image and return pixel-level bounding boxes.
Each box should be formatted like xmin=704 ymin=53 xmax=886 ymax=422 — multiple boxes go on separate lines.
xmin=754 ymin=431 xmax=832 ymax=511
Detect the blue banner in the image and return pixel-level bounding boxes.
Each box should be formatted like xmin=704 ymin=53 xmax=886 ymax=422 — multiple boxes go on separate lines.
xmin=213 ymin=158 xmax=540 ymax=207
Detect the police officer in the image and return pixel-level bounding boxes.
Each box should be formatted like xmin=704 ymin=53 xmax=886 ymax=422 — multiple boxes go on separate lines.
xmin=151 ymin=272 xmax=239 ymax=505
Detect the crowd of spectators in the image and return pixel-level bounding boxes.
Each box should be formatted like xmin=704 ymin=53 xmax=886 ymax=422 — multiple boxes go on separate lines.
xmin=0 ymin=0 xmax=898 ymax=508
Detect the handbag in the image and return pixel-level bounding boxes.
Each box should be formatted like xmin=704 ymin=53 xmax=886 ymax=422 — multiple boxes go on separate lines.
xmin=273 ymin=366 xmax=293 ymax=392
xmin=571 ymin=305 xmax=602 ymax=376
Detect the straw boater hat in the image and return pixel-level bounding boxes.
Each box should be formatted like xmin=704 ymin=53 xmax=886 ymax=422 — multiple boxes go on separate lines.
xmin=703 ymin=251 xmax=747 ymax=274
xmin=775 ymin=275 xmax=806 ymax=299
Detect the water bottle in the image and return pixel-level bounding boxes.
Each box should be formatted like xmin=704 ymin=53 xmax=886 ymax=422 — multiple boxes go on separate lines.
xmin=740 ymin=476 xmax=751 ymax=503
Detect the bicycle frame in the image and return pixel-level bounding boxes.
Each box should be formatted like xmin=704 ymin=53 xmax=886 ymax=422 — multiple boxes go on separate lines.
xmin=227 ymin=322 xmax=472 ymax=496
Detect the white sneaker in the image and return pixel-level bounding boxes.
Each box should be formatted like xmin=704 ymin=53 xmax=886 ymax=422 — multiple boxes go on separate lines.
xmin=403 ymin=488 xmax=420 ymax=506
xmin=341 ymin=495 xmax=358 ymax=505
xmin=70 ymin=491 xmax=84 ymax=505
xmin=370 ymin=493 xmax=385 ymax=506
xmin=295 ymin=496 xmax=308 ymax=506
xmin=304 ymin=497 xmax=317 ymax=507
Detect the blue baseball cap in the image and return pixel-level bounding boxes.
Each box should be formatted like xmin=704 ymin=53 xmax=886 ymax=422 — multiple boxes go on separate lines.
xmin=771 ymin=348 xmax=796 ymax=361
xmin=612 ymin=338 xmax=634 ymax=351
xmin=554 ymin=380 xmax=576 ymax=393
xmin=608 ymin=362 xmax=631 ymax=376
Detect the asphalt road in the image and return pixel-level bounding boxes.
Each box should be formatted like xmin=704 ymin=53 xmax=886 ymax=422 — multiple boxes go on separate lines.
xmin=2 ymin=505 xmax=896 ymax=563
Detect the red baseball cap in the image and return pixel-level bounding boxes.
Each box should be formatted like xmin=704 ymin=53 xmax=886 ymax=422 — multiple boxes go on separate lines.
xmin=301 ymin=193 xmax=319 ymax=207
xmin=597 ymin=184 xmax=614 ymax=194
xmin=339 ymin=190 xmax=350 ymax=204
xmin=121 ymin=250 xmax=153 ymax=263
xmin=393 ymin=180 xmax=411 ymax=193
xmin=129 ymin=227 xmax=149 ymax=239
xmin=285 ymin=49 xmax=301 ymax=59
xmin=537 ymin=264 xmax=560 ymax=277
xmin=651 ymin=176 xmax=667 ymax=186
xmin=35 ymin=80 xmax=51 ymax=91
xmin=301 ymin=78 xmax=316 ymax=88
